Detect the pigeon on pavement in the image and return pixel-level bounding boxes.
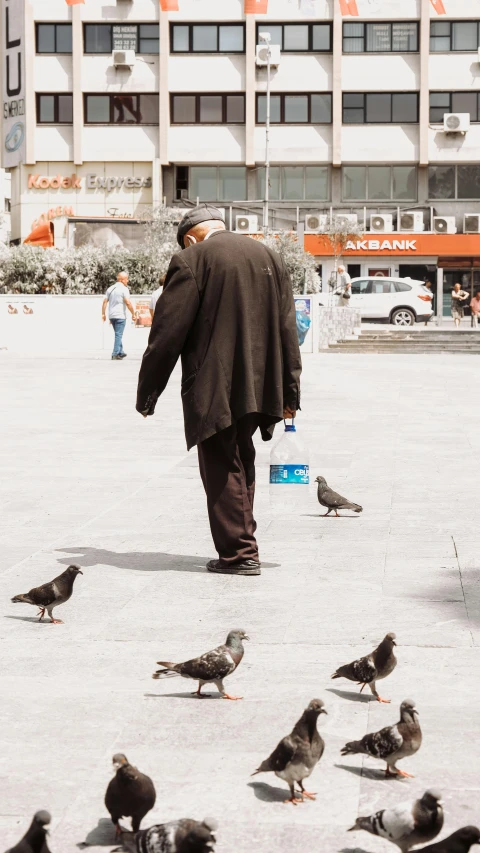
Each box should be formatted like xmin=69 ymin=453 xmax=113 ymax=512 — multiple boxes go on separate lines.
xmin=105 ymin=754 xmax=156 ymax=836
xmin=416 ymin=827 xmax=480 ymax=853
xmin=348 ymin=790 xmax=444 ymax=851
xmin=341 ymin=699 xmax=421 ymax=777
xmin=152 ymin=629 xmax=248 ymax=700
xmin=118 ymin=817 xmax=217 ymax=853
xmin=252 ymin=698 xmax=327 ymax=804
xmin=5 ymin=810 xmax=52 ymax=853
xmin=11 ymin=565 xmax=83 ymax=623
xmin=315 ymin=476 xmax=363 ymax=516
xmin=332 ymin=632 xmax=397 ymax=702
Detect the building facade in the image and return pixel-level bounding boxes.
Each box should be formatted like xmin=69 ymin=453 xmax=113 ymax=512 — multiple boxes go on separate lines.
xmin=3 ymin=0 xmax=480 ymax=311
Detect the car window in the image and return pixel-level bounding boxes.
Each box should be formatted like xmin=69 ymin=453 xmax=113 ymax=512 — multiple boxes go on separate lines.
xmin=394 ymin=282 xmax=413 ymax=292
xmin=351 ymin=279 xmax=371 ymax=295
xmin=370 ymin=279 xmax=396 ymax=294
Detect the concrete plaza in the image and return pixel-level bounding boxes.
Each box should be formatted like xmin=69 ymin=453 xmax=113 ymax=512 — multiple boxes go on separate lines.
xmin=1 ymin=351 xmax=479 ymax=852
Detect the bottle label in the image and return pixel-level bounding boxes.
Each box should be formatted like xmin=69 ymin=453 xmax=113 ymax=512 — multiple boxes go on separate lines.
xmin=270 ymin=464 xmax=309 ymax=485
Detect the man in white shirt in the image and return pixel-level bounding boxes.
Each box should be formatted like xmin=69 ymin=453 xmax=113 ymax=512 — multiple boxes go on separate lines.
xmin=149 ymin=275 xmax=166 ymax=320
xmin=102 ymin=271 xmax=136 ymax=360
xmin=336 ymin=265 xmax=351 ymax=306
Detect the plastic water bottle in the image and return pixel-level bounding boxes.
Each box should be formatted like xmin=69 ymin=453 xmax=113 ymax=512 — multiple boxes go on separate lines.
xmin=269 ymin=420 xmax=310 ymax=511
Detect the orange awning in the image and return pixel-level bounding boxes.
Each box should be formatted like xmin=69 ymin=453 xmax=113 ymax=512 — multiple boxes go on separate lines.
xmin=23 ymin=222 xmax=54 ymax=247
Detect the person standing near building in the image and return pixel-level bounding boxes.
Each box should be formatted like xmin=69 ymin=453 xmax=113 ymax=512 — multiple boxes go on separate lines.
xmin=451 ymin=281 xmax=469 ymax=329
xmin=102 ymin=271 xmax=136 ymax=360
xmin=470 ymin=290 xmax=480 ymax=328
xmin=149 ymin=275 xmax=166 ymax=320
xmin=136 ymin=205 xmax=301 ymax=577
xmin=336 ymin=265 xmax=351 ymax=306
xmin=423 ymin=279 xmax=434 ymax=325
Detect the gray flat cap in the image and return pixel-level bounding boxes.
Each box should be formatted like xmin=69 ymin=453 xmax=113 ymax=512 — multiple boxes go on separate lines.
xmin=177 ymin=204 xmax=225 ymax=248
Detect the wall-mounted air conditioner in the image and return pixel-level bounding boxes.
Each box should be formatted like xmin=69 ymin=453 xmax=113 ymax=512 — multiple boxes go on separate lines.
xmin=112 ymin=49 xmax=135 ymax=68
xmin=236 ymin=214 xmax=259 ymax=233
xmin=434 ymin=216 xmax=457 ymax=234
xmin=370 ymin=214 xmax=393 ymax=233
xmin=464 ymin=214 xmax=480 ymax=234
xmin=256 ymin=44 xmax=281 ymax=67
xmin=443 ymin=113 xmax=470 ymax=133
xmin=305 ymin=214 xmax=329 ymax=233
xmin=400 ymin=211 xmax=424 ymax=232
xmin=335 ymin=213 xmax=358 ymax=227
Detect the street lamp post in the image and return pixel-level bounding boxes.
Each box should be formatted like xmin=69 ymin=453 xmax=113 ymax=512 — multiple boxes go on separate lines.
xmin=259 ymin=32 xmax=271 ymax=234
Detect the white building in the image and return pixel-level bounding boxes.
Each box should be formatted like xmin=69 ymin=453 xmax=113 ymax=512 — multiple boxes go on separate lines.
xmin=0 ymin=169 xmax=11 ymax=243
xmin=3 ymin=0 xmax=480 ymax=312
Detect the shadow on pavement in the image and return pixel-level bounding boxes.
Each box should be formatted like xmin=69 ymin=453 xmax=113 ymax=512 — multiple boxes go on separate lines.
xmin=340 ymin=848 xmax=372 ymax=853
xmin=4 ymin=615 xmax=52 ymax=624
xmin=56 ymin=548 xmax=209 ymax=573
xmin=335 ymin=763 xmax=408 ymax=783
xmin=248 ymin=781 xmax=290 ymax=803
xmin=77 ymin=817 xmax=115 ymax=847
xmin=144 ymin=692 xmax=221 ymax=700
xmin=326 ymin=687 xmax=372 ymax=703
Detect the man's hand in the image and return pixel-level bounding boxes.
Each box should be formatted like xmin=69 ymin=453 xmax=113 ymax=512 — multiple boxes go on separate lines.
xmin=102 ymin=314 xmax=106 ymax=322
xmin=283 ymin=406 xmax=296 ymax=419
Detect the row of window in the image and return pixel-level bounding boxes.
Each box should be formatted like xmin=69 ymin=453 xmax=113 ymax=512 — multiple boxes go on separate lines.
xmin=35 ymin=20 xmax=480 ymax=55
xmin=175 ymin=165 xmax=480 ymax=203
xmin=37 ymin=91 xmax=480 ymax=127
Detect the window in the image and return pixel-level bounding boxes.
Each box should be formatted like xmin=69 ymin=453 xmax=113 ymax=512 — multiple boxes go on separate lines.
xmin=343 ymin=21 xmax=418 ymax=53
xmin=36 ymin=23 xmax=72 ymax=54
xmin=429 ymin=165 xmax=480 ymax=199
xmin=256 ymin=165 xmax=329 ymax=200
xmin=430 ymin=20 xmax=480 ymax=51
xmin=37 ymin=93 xmax=73 ymax=124
xmin=343 ymin=92 xmax=418 ymax=123
xmin=351 ymin=280 xmax=371 ymax=295
xmin=256 ymin=93 xmax=332 ymax=123
xmin=171 ymin=94 xmax=245 ymax=124
xmin=84 ymin=94 xmax=159 ymax=124
xmin=84 ymin=23 xmax=159 ymax=54
xmin=256 ymin=22 xmax=332 ymax=52
xmin=171 ymin=23 xmax=245 ymax=53
xmin=343 ymin=165 xmax=417 ymax=200
xmin=371 ymin=280 xmax=396 ymax=294
xmin=430 ymin=92 xmax=480 ymax=123
xmin=188 ymin=166 xmax=247 ymax=201
xmin=395 ymin=282 xmax=412 ymax=292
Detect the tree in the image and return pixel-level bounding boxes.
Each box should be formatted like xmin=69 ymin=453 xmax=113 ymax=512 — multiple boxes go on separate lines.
xmin=262 ymin=231 xmax=320 ymax=294
xmin=320 ymin=215 xmax=365 ymax=292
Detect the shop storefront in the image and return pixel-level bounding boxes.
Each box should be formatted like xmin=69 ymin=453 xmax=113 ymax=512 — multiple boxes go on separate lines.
xmin=304 ymin=233 xmax=480 ymax=319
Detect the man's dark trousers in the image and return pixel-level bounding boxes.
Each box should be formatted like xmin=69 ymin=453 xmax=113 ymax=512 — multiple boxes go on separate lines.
xmin=197 ymin=413 xmax=262 ymax=567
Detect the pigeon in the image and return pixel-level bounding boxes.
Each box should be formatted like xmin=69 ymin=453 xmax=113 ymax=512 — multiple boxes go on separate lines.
xmin=331 ymin=632 xmax=397 ymax=703
xmin=252 ymin=698 xmax=327 ymax=804
xmin=105 ymin=754 xmax=156 ymax=836
xmin=348 ymin=790 xmax=444 ymax=851
xmin=5 ymin=810 xmax=52 ymax=853
xmin=341 ymin=698 xmax=421 ymax=777
xmin=11 ymin=565 xmax=83 ymax=623
xmin=118 ymin=817 xmax=217 ymax=853
xmin=152 ymin=629 xmax=248 ymax=700
xmin=315 ymin=475 xmax=362 ymax=516
xmin=416 ymin=827 xmax=480 ymax=853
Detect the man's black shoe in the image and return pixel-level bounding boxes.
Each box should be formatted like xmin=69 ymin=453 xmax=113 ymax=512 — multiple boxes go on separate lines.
xmin=206 ymin=559 xmax=261 ymax=576
xmin=119 ymin=353 xmax=127 ymax=358
xmin=111 ymin=355 xmax=122 ymax=360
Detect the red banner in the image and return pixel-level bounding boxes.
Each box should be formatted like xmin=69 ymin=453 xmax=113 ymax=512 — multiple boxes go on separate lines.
xmin=159 ymin=0 xmax=179 ymax=9
xmin=65 ymin=0 xmax=85 ymax=5
xmin=430 ymin=0 xmax=446 ymax=12
xmin=339 ymin=0 xmax=359 ymax=16
xmin=245 ymin=0 xmax=269 ymax=12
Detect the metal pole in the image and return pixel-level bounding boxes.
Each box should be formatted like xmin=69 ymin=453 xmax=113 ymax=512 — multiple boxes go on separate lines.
xmin=263 ymin=46 xmax=271 ymax=233
xmin=436 ymin=266 xmax=443 ymax=327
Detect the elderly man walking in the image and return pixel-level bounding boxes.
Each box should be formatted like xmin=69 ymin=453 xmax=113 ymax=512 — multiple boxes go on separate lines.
xmin=136 ymin=205 xmax=301 ymax=576
xmin=102 ymin=271 xmax=136 ymax=360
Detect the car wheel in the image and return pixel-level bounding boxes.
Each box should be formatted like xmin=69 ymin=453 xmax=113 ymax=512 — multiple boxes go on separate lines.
xmin=391 ymin=308 xmax=415 ymax=326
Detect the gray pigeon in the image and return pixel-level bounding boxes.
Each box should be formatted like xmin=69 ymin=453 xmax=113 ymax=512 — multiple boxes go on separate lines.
xmin=341 ymin=699 xmax=421 ymax=777
xmin=5 ymin=810 xmax=52 ymax=853
xmin=417 ymin=827 xmax=480 ymax=853
xmin=252 ymin=699 xmax=327 ymax=804
xmin=105 ymin=754 xmax=156 ymax=836
xmin=315 ymin=475 xmax=362 ymax=516
xmin=118 ymin=817 xmax=217 ymax=853
xmin=332 ymin=632 xmax=397 ymax=702
xmin=348 ymin=790 xmax=444 ymax=851
xmin=153 ymin=629 xmax=248 ymax=700
xmin=11 ymin=565 xmax=83 ymax=623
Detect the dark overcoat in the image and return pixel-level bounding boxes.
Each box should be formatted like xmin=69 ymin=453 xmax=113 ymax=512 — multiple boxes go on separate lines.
xmin=136 ymin=230 xmax=302 ymax=450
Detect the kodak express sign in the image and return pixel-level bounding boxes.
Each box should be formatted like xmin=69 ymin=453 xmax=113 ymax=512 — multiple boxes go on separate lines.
xmin=28 ymin=174 xmax=81 ymax=189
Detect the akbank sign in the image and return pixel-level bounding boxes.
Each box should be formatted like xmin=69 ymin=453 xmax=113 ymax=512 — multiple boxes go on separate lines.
xmin=345 ymin=239 xmax=417 ymax=251
xmin=2 ymin=0 xmax=25 ymax=168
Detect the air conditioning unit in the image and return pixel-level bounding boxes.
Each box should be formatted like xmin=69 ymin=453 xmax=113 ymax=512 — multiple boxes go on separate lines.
xmin=335 ymin=213 xmax=358 ymax=227
xmin=256 ymin=44 xmax=281 ymax=67
xmin=434 ymin=216 xmax=457 ymax=234
xmin=112 ymin=49 xmax=135 ymax=68
xmin=443 ymin=113 xmax=470 ymax=133
xmin=305 ymin=213 xmax=329 ymax=233
xmin=370 ymin=214 xmax=393 ymax=233
xmin=399 ymin=211 xmax=424 ymax=232
xmin=464 ymin=213 xmax=480 ymax=233
xmin=236 ymin=214 xmax=259 ymax=233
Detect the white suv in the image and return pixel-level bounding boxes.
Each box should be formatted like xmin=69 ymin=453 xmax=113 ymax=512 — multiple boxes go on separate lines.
xmin=349 ymin=276 xmax=434 ymax=326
